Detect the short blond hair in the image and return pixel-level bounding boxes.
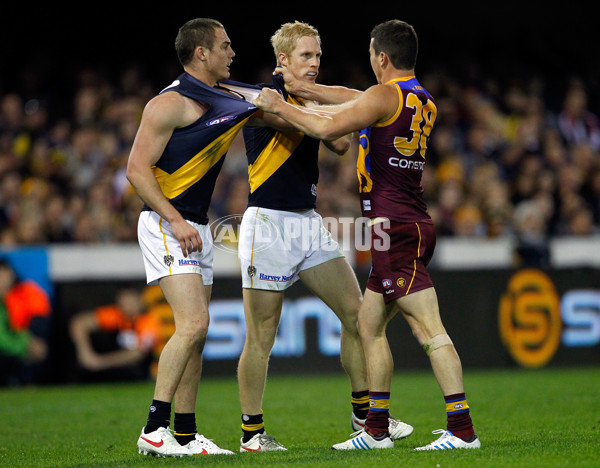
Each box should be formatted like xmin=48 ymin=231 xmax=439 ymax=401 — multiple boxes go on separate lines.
xmin=270 ymin=21 xmax=321 ymax=65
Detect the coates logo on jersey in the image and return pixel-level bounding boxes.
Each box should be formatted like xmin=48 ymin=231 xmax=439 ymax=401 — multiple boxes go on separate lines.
xmin=207 ymin=116 xmax=234 ymax=126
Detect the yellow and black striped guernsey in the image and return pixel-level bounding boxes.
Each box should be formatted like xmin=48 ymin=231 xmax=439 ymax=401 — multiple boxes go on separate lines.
xmin=145 ymin=72 xmax=259 ymax=224
xmin=243 ymin=75 xmax=320 ymax=211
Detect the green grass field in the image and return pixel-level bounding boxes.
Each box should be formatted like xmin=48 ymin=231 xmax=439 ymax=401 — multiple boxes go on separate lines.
xmin=1 ymin=366 xmax=599 ymax=467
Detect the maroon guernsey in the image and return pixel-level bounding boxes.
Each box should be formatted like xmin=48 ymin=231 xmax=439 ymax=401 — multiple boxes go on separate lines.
xmin=357 ymin=76 xmax=437 ymax=223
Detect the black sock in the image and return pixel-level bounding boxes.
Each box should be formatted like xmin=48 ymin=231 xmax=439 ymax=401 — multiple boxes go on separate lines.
xmin=144 ymin=399 xmax=171 ymax=434
xmin=174 ymin=412 xmax=197 ymax=445
xmin=241 ymin=413 xmax=264 ymax=443
xmin=352 ymin=390 xmax=370 ymax=420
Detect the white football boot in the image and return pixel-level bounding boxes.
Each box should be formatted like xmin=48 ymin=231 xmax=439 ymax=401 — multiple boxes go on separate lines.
xmin=351 ymin=413 xmax=414 ymax=440
xmin=137 ymin=426 xmax=191 ymax=457
xmin=240 ymin=433 xmax=287 ymax=452
xmin=332 ymin=429 xmax=394 ymax=450
xmin=184 ymin=433 xmax=234 ymax=455
xmin=414 ymin=429 xmax=481 ymax=450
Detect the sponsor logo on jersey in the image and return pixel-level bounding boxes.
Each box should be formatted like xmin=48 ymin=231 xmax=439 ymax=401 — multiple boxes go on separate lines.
xmin=388 ymin=157 xmax=425 ymax=170
xmin=207 ymin=115 xmax=234 ymax=126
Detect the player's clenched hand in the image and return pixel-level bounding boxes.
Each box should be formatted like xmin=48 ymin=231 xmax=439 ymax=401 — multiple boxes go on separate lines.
xmin=170 ymin=218 xmax=202 ymax=257
xmin=273 ymin=65 xmax=305 ymax=97
xmin=253 ymin=88 xmax=283 ymax=113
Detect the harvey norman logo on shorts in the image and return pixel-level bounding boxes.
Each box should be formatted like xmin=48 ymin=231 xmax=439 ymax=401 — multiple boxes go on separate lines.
xmin=179 ymin=259 xmax=201 ymax=266
xmin=258 ymin=273 xmax=294 ymax=282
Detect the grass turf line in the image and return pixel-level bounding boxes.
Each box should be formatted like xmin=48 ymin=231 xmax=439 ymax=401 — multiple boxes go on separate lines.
xmin=1 ymin=366 xmax=598 ymax=467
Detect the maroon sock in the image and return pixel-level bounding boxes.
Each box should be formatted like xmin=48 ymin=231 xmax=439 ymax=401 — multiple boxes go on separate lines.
xmin=445 ymin=392 xmax=474 ymax=441
xmin=365 ymin=391 xmax=390 ymax=437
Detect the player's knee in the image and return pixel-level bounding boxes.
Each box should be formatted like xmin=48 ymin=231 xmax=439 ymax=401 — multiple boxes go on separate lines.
xmin=422 ymin=333 xmax=453 ymax=356
xmin=195 ymin=335 xmax=206 ymax=355
xmin=193 ymin=320 xmax=209 ymax=341
xmin=177 ymin=317 xmax=209 ymax=344
xmin=338 ymin=310 xmax=360 ymax=334
xmin=341 ymin=322 xmax=361 ymax=342
xmin=243 ymin=322 xmax=278 ymax=354
xmin=356 ymin=317 xmax=386 ymax=341
xmin=255 ymin=328 xmax=278 ymax=352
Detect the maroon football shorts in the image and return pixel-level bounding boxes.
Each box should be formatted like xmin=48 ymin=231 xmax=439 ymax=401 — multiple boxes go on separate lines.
xmin=367 ymin=220 xmax=436 ymax=303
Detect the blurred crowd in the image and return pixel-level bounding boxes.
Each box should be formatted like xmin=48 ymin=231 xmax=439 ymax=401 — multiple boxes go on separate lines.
xmin=0 ymin=63 xmax=599 ymax=260
xmin=1 ymin=57 xmax=599 ymax=385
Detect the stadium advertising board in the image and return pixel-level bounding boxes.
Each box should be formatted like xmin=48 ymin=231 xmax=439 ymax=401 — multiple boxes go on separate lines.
xmin=48 ymin=267 xmax=600 ymax=382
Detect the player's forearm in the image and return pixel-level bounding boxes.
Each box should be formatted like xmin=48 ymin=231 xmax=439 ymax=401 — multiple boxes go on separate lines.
xmin=296 ymin=82 xmax=362 ymax=105
xmin=272 ymin=99 xmax=341 ymax=141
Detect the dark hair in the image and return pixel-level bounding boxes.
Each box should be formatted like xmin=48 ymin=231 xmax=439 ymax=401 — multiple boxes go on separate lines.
xmin=0 ymin=258 xmax=18 ymax=287
xmin=175 ymin=18 xmax=224 ymax=66
xmin=371 ymin=20 xmax=418 ymax=70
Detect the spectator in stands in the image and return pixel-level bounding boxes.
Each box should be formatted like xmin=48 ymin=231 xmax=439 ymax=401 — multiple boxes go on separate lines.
xmin=512 ymin=199 xmax=551 ymax=268
xmin=69 ymin=287 xmax=160 ymax=381
xmin=0 ymin=259 xmax=50 ymax=385
xmin=557 ymin=83 xmax=600 ymax=151
xmin=0 ymin=53 xmax=599 ymax=250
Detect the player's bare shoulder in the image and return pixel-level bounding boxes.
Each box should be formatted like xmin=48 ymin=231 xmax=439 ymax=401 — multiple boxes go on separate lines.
xmin=143 ymin=91 xmax=208 ymax=129
xmin=371 ymin=82 xmax=400 ymax=107
xmin=355 ymin=83 xmax=399 ymax=125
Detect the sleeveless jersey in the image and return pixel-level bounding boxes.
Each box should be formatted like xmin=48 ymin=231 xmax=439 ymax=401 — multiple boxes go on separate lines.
xmin=357 ymin=76 xmax=437 ymax=223
xmin=144 ymin=72 xmax=258 ymax=224
xmin=243 ymin=74 xmax=320 ymax=210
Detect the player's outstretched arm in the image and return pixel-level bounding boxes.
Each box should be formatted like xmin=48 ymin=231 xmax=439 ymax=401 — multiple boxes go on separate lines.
xmin=274 ymin=66 xmax=362 ymax=105
xmin=253 ymin=84 xmax=394 ymax=141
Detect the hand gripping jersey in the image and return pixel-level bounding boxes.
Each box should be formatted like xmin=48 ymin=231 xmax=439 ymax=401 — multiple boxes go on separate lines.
xmin=144 ymin=72 xmax=258 ymax=224
xmin=357 ymin=76 xmax=437 ymax=223
xmin=243 ymin=74 xmax=320 ymax=210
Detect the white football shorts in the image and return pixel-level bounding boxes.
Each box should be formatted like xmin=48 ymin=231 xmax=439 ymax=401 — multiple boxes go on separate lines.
xmin=238 ymin=207 xmax=343 ymax=291
xmin=137 ymin=210 xmax=213 ymax=286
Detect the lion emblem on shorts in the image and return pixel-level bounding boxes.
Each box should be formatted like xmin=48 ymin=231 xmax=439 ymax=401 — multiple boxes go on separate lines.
xmin=397 ymin=277 xmax=406 ymax=288
xmin=163 ymin=254 xmax=174 ymax=266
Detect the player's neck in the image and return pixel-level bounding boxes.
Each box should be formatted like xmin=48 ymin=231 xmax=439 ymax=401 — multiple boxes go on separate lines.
xmin=383 ymin=68 xmax=415 ymax=83
xmin=184 ymin=66 xmax=220 ymax=88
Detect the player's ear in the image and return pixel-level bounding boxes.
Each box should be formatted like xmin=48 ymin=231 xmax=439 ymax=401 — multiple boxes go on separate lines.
xmin=379 ymin=52 xmax=387 ymax=66
xmin=195 ymin=46 xmax=207 ymax=62
xmin=278 ymin=53 xmax=288 ymax=67
xmin=379 ymin=51 xmax=391 ymax=69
